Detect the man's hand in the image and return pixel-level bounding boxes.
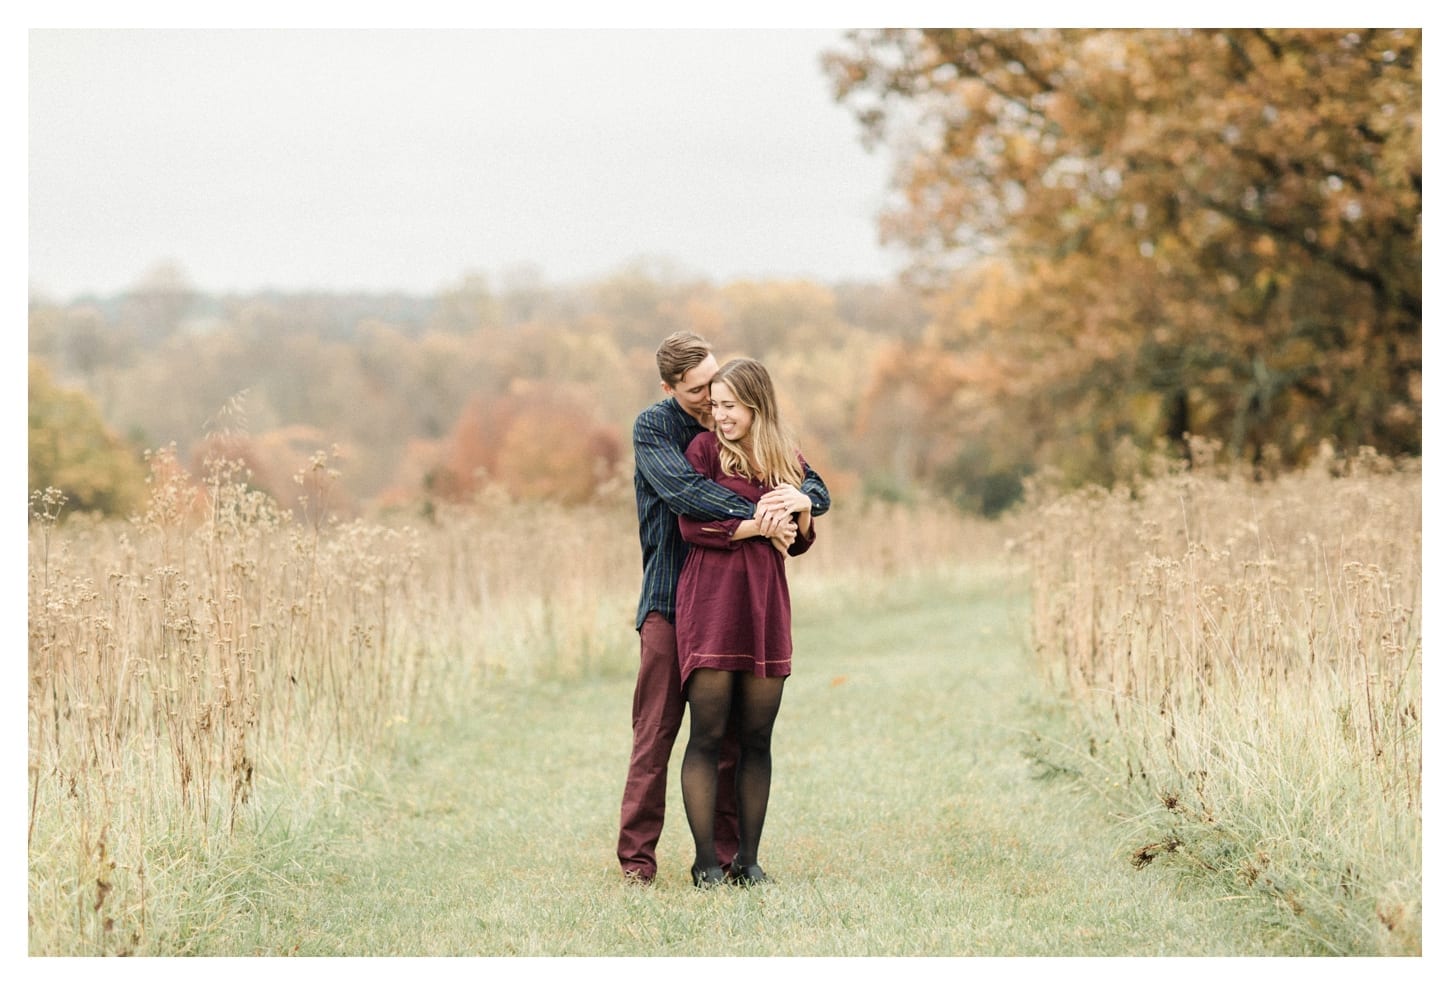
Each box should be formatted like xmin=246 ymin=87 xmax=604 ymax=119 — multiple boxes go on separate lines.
xmin=759 ymin=484 xmax=811 ymax=516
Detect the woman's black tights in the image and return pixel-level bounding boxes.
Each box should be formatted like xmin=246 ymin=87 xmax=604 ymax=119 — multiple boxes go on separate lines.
xmin=681 ymin=669 xmax=785 ymax=872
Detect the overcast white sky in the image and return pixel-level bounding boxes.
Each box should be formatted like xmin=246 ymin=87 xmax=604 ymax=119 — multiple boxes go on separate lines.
xmin=28 ymin=28 xmax=907 ymax=299
xmin=28 ymin=6 xmax=1431 ymax=300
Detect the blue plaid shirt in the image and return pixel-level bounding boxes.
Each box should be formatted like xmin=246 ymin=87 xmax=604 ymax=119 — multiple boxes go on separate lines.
xmin=633 ymin=398 xmax=830 ymax=629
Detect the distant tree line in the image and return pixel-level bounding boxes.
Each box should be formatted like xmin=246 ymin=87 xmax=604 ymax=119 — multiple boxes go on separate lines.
xmin=29 ymin=265 xmax=938 ymax=517
xmin=29 ymin=30 xmax=1421 ymax=519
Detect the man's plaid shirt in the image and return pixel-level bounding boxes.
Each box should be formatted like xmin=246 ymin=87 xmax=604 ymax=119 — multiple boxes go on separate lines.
xmin=632 ymin=398 xmax=830 ymax=630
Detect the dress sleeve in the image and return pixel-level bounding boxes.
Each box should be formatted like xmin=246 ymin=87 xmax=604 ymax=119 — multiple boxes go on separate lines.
xmin=634 ymin=410 xmax=754 ymax=521
xmin=677 ymin=435 xmax=745 ymax=549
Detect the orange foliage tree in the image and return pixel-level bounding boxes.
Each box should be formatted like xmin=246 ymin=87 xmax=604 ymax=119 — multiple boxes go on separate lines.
xmin=826 ymin=29 xmax=1421 ymax=487
xmin=425 ymin=382 xmax=624 ymax=507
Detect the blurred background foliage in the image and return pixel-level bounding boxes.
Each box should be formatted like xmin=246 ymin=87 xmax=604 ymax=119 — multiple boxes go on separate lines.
xmin=28 ymin=28 xmax=1420 ymax=520
xmin=825 ymin=28 xmax=1420 ymax=488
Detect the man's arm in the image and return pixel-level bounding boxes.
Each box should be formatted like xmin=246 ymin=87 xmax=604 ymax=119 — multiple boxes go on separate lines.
xmin=757 ymin=455 xmax=831 ymax=522
xmin=634 ymin=411 xmax=753 ymax=522
xmin=800 ymin=460 xmax=830 ymax=517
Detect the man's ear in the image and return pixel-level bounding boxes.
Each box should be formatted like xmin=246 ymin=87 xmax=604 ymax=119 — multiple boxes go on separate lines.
xmin=660 ymin=380 xmax=672 ymax=397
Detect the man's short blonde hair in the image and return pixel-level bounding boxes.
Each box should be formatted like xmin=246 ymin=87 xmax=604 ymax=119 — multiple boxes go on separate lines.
xmin=655 ymin=331 xmax=713 ymax=386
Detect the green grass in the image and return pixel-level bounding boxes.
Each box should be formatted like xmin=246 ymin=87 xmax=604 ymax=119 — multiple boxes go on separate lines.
xmin=139 ymin=565 xmax=1308 ymax=956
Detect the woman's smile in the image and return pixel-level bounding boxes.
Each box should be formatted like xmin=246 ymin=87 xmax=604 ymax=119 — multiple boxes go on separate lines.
xmin=710 ymin=385 xmax=754 ymax=441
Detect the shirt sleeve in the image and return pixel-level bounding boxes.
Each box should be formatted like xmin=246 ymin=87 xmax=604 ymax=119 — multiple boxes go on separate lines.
xmin=800 ymin=456 xmax=831 ymax=517
xmin=635 ymin=411 xmax=754 ymax=522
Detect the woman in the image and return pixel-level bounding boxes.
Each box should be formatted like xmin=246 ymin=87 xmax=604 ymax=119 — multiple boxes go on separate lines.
xmin=674 ymin=357 xmax=817 ymax=888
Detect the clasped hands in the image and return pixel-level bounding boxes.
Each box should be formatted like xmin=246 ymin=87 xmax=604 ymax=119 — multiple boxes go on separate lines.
xmin=755 ymin=484 xmax=811 ymax=556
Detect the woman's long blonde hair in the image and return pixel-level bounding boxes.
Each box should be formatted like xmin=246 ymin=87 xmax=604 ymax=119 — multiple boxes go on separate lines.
xmin=711 ymin=358 xmax=804 ymax=488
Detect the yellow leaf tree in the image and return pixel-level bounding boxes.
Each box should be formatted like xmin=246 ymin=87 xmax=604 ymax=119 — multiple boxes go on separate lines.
xmin=827 ymin=28 xmax=1421 ymax=486
xmin=29 ymin=360 xmax=146 ymax=516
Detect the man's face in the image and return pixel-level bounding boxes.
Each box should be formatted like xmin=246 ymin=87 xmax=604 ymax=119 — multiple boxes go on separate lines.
xmin=663 ymin=354 xmax=719 ymax=427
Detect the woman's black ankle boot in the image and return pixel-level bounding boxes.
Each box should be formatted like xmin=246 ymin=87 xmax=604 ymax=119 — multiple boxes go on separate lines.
xmin=691 ymin=864 xmax=726 ymax=888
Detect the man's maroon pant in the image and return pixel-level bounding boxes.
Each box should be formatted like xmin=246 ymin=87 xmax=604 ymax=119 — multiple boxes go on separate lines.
xmin=617 ymin=612 xmax=739 ymax=881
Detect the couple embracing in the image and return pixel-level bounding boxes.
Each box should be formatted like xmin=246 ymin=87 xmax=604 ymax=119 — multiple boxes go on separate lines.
xmin=616 ymin=331 xmax=829 ymax=889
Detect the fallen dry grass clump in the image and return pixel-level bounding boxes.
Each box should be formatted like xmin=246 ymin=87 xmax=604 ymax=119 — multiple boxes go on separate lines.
xmin=1021 ymin=441 xmax=1421 ymax=955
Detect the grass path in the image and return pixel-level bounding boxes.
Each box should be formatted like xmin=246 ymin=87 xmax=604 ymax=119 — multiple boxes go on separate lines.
xmin=210 ymin=568 xmax=1299 ymax=957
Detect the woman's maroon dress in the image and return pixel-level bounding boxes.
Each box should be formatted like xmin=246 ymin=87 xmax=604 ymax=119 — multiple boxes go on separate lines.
xmin=675 ymin=431 xmax=816 ymax=687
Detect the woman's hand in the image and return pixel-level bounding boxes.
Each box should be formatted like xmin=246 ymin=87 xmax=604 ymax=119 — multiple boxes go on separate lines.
xmin=754 ymin=498 xmax=792 ymax=536
xmin=759 ymin=484 xmax=811 ymax=516
xmin=768 ymin=520 xmax=798 ymax=557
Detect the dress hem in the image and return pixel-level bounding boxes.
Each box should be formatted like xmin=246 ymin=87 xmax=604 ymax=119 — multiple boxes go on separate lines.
xmin=681 ymin=653 xmax=792 ymax=687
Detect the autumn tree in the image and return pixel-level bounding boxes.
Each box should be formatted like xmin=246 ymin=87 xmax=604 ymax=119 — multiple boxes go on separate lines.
xmin=425 ymin=382 xmax=624 ymax=507
xmin=851 ymin=262 xmax=1031 ymax=511
xmin=28 ymin=359 xmax=146 ymax=515
xmin=430 ymin=272 xmax=503 ymax=334
xmin=716 ymin=280 xmax=842 ymax=361
xmin=118 ymin=260 xmax=202 ymax=345
xmin=826 ymin=29 xmax=1421 ymax=487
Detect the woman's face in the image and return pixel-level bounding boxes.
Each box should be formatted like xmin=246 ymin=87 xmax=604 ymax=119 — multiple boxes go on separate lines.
xmin=710 ymin=380 xmax=754 ymax=443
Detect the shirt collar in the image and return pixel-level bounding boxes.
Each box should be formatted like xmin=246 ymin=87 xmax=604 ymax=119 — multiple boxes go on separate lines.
xmin=664 ymin=397 xmax=707 ymax=433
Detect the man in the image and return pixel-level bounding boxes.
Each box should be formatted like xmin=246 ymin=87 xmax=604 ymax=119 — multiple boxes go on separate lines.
xmin=617 ymin=331 xmax=830 ymax=884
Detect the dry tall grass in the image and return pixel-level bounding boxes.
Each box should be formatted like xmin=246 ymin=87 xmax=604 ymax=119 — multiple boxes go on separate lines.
xmin=37 ymin=431 xmax=1416 ymax=954
xmin=27 ymin=446 xmax=1006 ymax=955
xmin=1021 ymin=440 xmax=1422 ymax=954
